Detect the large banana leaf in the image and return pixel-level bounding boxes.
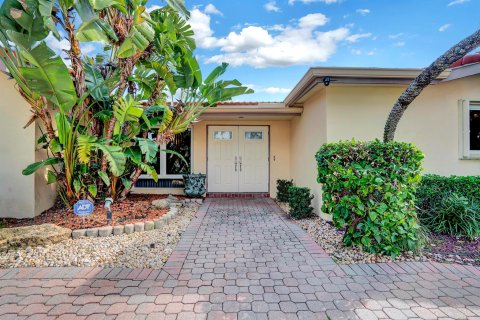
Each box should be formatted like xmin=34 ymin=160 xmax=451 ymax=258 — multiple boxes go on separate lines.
xmin=138 ymin=138 xmax=158 ymax=163
xmin=96 ymin=144 xmax=126 ymax=177
xmin=166 ymin=0 xmax=189 ymax=18
xmin=7 ymin=31 xmax=77 ymax=113
xmin=174 ymin=52 xmax=202 ymax=89
xmin=75 ymin=0 xmax=118 ymax=43
xmin=0 ymin=0 xmax=55 ymax=40
xmin=77 ymin=134 xmax=126 ymax=176
xmin=84 ymin=62 xmax=110 ymax=101
xmin=22 ymin=157 xmax=61 ymax=175
xmin=113 ymin=95 xmax=144 ymax=125
xmin=117 ymin=6 xmax=155 ymax=58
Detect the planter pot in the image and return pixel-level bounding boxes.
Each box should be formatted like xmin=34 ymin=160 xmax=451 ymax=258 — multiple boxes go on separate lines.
xmin=183 ymin=173 xmax=206 ymax=198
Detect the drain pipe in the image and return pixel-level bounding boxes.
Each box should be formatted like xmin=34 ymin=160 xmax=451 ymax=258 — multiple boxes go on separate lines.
xmin=104 ymin=198 xmax=113 ymax=224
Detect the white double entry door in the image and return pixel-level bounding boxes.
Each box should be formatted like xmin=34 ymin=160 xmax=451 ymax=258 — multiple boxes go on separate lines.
xmin=208 ymin=126 xmax=269 ymax=193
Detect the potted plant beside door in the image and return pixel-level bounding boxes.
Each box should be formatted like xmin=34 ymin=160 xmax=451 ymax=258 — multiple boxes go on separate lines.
xmin=183 ymin=173 xmax=207 ymax=198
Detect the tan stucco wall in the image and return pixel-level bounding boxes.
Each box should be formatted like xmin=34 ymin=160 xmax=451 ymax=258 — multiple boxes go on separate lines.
xmin=0 ymin=74 xmax=56 ymax=218
xmin=0 ymin=74 xmax=36 ymax=218
xmin=289 ymin=75 xmax=480 ymax=217
xmin=326 ymin=75 xmax=480 ymax=176
xmin=290 ymin=89 xmax=327 ymax=214
xmin=191 ymin=120 xmax=291 ymax=197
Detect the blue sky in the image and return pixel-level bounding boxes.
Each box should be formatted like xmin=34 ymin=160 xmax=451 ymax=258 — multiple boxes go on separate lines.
xmin=168 ymin=0 xmax=480 ymax=102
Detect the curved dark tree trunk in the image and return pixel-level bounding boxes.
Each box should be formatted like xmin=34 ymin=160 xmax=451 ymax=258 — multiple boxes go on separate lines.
xmin=383 ymin=29 xmax=480 ymax=142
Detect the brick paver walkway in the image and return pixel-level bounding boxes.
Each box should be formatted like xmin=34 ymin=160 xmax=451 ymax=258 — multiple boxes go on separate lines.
xmin=0 ymin=198 xmax=479 ymax=319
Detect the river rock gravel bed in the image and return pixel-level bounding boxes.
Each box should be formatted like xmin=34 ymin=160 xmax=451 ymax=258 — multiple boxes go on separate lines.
xmin=277 ymin=201 xmax=479 ymax=266
xmin=0 ymin=204 xmax=199 ymax=269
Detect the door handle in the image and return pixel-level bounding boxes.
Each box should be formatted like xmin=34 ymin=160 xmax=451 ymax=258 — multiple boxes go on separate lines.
xmin=234 ymin=156 xmax=238 ymax=172
xmin=239 ymin=156 xmax=242 ymax=172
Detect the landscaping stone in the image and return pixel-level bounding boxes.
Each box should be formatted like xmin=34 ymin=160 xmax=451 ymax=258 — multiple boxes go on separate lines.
xmin=85 ymin=228 xmax=98 ymax=238
xmin=134 ymin=222 xmax=144 ymax=232
xmin=72 ymin=229 xmax=87 ymax=240
xmin=98 ymin=227 xmax=113 ymax=237
xmin=0 ymin=204 xmax=198 ymax=268
xmin=144 ymin=221 xmax=154 ymax=231
xmin=154 ymin=219 xmax=165 ymax=229
xmin=113 ymin=225 xmax=124 ymax=236
xmin=151 ymin=199 xmax=169 ymax=209
xmin=124 ymin=224 xmax=134 ymax=234
xmin=0 ymin=224 xmax=72 ymax=251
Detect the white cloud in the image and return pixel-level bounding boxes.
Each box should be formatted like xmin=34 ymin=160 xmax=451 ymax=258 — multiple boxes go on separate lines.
xmin=264 ymin=1 xmax=281 ymax=12
xmin=46 ymin=33 xmax=70 ymax=53
xmin=393 ymin=41 xmax=406 ymax=47
xmin=263 ymin=87 xmax=291 ymax=94
xmin=298 ymin=13 xmax=329 ymax=29
xmin=356 ymin=8 xmax=370 ymax=15
xmin=204 ymin=4 xmax=223 ymax=16
xmin=439 ymin=23 xmax=451 ymax=32
xmin=189 ymin=10 xmax=367 ymax=68
xmin=346 ymin=32 xmax=372 ymax=42
xmin=245 ymin=84 xmax=291 ymax=94
xmin=448 ymin=0 xmax=469 ymax=6
xmin=288 ymin=0 xmax=341 ymax=4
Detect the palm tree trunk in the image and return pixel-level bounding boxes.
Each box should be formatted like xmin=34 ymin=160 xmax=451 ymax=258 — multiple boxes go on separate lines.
xmin=383 ymin=29 xmax=480 ymax=142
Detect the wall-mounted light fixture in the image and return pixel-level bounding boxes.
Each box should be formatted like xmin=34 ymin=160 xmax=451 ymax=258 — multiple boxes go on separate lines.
xmin=323 ymin=76 xmax=331 ymax=87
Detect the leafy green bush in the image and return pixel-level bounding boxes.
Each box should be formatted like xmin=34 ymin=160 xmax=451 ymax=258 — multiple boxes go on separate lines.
xmin=416 ymin=174 xmax=480 ymax=212
xmin=288 ymin=186 xmax=314 ymax=219
xmin=419 ymin=193 xmax=480 ymax=240
xmin=276 ymin=179 xmax=294 ymax=202
xmin=316 ymin=140 xmax=424 ymax=256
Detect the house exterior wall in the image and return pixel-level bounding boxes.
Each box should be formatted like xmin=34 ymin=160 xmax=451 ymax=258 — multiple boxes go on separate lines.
xmin=191 ymin=120 xmax=291 ymax=198
xmin=290 ymin=89 xmax=327 ymax=214
xmin=325 ymin=75 xmax=480 ymax=176
xmin=0 ymin=74 xmax=56 ymax=219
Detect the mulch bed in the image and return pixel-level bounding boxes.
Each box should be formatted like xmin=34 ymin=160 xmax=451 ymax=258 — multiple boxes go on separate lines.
xmin=0 ymin=194 xmax=182 ymax=231
xmin=424 ymin=234 xmax=480 ymax=265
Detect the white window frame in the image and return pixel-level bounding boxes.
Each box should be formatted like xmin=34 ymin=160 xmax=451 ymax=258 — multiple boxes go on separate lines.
xmin=139 ymin=128 xmax=193 ymax=179
xmin=459 ymin=99 xmax=480 ymax=159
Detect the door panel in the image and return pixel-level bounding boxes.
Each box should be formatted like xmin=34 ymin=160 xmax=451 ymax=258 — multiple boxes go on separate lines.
xmin=207 ymin=126 xmax=269 ymax=193
xmin=238 ymin=126 xmax=269 ymax=192
xmin=207 ymin=126 xmax=239 ymax=192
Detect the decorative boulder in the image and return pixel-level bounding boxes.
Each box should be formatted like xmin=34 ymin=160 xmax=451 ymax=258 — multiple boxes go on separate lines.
xmin=151 ymin=199 xmax=170 ymax=209
xmin=0 ymin=224 xmax=71 ymax=251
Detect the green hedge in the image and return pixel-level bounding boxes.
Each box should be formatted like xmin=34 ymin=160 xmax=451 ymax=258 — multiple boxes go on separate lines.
xmin=316 ymin=140 xmax=424 ymax=256
xmin=288 ymin=186 xmax=314 ymax=219
xmin=276 ymin=179 xmax=294 ymax=202
xmin=416 ymin=175 xmax=480 ymax=239
xmin=416 ymin=174 xmax=480 ymax=211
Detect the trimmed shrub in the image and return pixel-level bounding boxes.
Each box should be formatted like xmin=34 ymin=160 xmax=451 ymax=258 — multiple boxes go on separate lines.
xmin=418 ymin=192 xmax=480 ymax=240
xmin=416 ymin=174 xmax=480 ymax=212
xmin=316 ymin=140 xmax=424 ymax=256
xmin=276 ymin=179 xmax=294 ymax=202
xmin=288 ymin=186 xmax=314 ymax=219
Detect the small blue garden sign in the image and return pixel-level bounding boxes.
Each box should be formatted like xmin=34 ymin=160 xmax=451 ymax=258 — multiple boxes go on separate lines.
xmin=74 ymin=200 xmax=94 ymax=217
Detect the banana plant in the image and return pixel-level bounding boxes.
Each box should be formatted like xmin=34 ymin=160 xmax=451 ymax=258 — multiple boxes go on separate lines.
xmin=0 ymin=0 xmax=252 ymax=207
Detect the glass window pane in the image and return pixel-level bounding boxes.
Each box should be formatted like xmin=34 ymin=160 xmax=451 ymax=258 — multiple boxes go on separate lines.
xmin=166 ymin=129 xmax=191 ymax=175
xmin=214 ymin=131 xmax=232 ymax=140
xmin=245 ymin=131 xmax=263 ymax=140
xmin=470 ymin=110 xmax=480 ymax=151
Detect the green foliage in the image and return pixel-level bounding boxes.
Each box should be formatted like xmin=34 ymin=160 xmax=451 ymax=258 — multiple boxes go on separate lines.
xmin=416 ymin=174 xmax=480 ymax=212
xmin=276 ymin=179 xmax=294 ymax=202
xmin=0 ymin=0 xmax=252 ymax=206
xmin=287 ymin=186 xmax=314 ymax=219
xmin=419 ymin=193 xmax=479 ymax=240
xmin=416 ymin=175 xmax=480 ymax=239
xmin=316 ymin=139 xmax=424 ymax=256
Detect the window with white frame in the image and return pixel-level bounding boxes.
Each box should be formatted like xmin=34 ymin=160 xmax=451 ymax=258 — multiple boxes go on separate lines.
xmin=459 ymin=100 xmax=480 ymax=159
xmin=142 ymin=129 xmax=192 ymax=179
